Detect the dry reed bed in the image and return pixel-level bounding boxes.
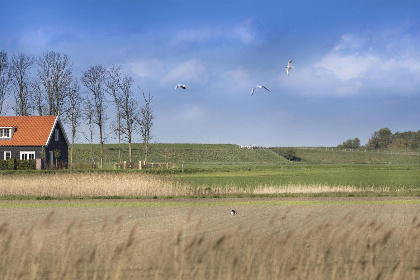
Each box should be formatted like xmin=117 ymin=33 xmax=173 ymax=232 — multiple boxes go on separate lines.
xmin=1 ymin=210 xmax=420 ymax=279
xmin=0 ymin=173 xmax=187 ymax=197
xmin=0 ymin=172 xmax=390 ymax=197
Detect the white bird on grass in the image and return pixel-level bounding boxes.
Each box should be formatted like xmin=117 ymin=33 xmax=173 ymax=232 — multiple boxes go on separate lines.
xmin=175 ymin=84 xmax=187 ymax=89
xmin=251 ymin=85 xmax=271 ymax=96
xmin=231 ymin=210 xmax=237 ymax=215
xmin=286 ymin=60 xmax=294 ymax=76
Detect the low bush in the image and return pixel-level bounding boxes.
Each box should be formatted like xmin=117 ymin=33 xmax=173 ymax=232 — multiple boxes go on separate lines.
xmin=16 ymin=159 xmax=36 ymax=170
xmin=0 ymin=160 xmax=8 ymax=170
xmin=8 ymin=158 xmax=16 ymax=170
xmin=0 ymin=158 xmax=36 ymax=170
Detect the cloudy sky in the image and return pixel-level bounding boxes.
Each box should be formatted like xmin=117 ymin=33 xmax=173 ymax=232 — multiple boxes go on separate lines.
xmin=1 ymin=0 xmax=419 ymax=147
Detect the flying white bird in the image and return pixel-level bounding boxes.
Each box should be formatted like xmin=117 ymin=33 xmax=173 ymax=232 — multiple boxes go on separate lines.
xmin=231 ymin=210 xmax=237 ymax=215
xmin=251 ymin=85 xmax=271 ymax=96
xmin=175 ymin=84 xmax=187 ymax=89
xmin=286 ymin=60 xmax=294 ymax=76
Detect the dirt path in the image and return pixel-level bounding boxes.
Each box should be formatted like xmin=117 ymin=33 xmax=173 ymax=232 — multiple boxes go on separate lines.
xmin=1 ymin=197 xmax=420 ymax=246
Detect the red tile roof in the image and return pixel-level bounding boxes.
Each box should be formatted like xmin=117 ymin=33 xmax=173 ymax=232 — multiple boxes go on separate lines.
xmin=0 ymin=116 xmax=58 ymax=146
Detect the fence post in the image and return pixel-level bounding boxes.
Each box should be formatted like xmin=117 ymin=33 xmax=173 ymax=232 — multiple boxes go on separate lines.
xmin=123 ymin=161 xmax=127 ymax=169
xmin=36 ymin=158 xmax=42 ymax=170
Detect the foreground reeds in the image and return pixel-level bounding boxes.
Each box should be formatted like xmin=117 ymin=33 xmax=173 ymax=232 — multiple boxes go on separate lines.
xmin=1 ymin=210 xmax=419 ymax=279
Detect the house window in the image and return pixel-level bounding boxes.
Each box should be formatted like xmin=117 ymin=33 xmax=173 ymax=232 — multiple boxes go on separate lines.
xmin=4 ymin=151 xmax=11 ymax=160
xmin=20 ymin=151 xmax=35 ymax=160
xmin=0 ymin=128 xmax=11 ymax=139
xmin=55 ymin=129 xmax=59 ymax=141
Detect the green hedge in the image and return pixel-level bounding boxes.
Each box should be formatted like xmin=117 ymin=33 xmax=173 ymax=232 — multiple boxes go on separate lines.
xmin=0 ymin=158 xmax=36 ymax=170
xmin=8 ymin=158 xmax=16 ymax=170
xmin=16 ymin=159 xmax=36 ymax=170
xmin=0 ymin=160 xmax=8 ymax=170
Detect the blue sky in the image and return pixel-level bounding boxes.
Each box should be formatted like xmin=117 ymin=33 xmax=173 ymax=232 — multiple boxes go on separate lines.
xmin=1 ymin=0 xmax=419 ymax=146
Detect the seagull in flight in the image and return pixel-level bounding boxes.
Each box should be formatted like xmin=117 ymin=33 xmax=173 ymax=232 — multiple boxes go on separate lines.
xmin=251 ymin=85 xmax=271 ymax=96
xmin=286 ymin=60 xmax=294 ymax=76
xmin=175 ymin=84 xmax=187 ymax=89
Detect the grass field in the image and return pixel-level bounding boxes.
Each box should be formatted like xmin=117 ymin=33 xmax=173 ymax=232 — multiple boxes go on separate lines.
xmin=71 ymin=143 xmax=289 ymax=168
xmin=0 ymin=164 xmax=419 ymax=199
xmin=172 ymin=164 xmax=420 ymax=193
xmin=1 ymin=144 xmax=419 ymax=279
xmin=280 ymin=147 xmax=420 ymax=164
xmin=71 ymin=143 xmax=420 ymax=168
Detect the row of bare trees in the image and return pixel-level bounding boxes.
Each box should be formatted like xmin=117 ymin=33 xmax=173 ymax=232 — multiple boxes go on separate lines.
xmin=0 ymin=50 xmax=154 ymax=169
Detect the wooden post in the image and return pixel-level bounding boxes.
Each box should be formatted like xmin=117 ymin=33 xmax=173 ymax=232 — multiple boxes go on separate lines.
xmin=123 ymin=161 xmax=127 ymax=169
xmin=36 ymin=158 xmax=42 ymax=170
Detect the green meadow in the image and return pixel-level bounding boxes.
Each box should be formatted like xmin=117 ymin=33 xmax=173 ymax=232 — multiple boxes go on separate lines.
xmin=68 ymin=144 xmax=420 ymax=193
xmin=170 ymin=164 xmax=420 ymax=193
xmin=72 ymin=143 xmax=420 ymax=168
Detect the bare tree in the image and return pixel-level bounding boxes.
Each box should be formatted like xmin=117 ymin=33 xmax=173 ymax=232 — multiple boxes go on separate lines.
xmin=120 ymin=74 xmax=138 ymax=163
xmin=137 ymin=90 xmax=154 ymax=166
xmin=37 ymin=51 xmax=73 ymax=116
xmin=31 ymin=80 xmax=47 ymax=115
xmin=82 ymin=65 xmax=107 ymax=168
xmin=0 ymin=50 xmax=11 ymax=115
xmin=106 ymin=65 xmax=123 ymax=163
xmin=83 ymin=98 xmax=96 ymax=168
xmin=66 ymin=80 xmax=82 ymax=169
xmin=10 ymin=52 xmax=35 ymax=116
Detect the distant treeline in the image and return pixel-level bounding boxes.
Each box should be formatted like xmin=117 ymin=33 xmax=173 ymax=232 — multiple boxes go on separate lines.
xmin=338 ymin=128 xmax=420 ymax=149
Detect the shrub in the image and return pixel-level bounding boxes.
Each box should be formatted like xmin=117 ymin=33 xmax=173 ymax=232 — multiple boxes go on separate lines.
xmin=0 ymin=160 xmax=8 ymax=170
xmin=8 ymin=158 xmax=16 ymax=170
xmin=278 ymin=148 xmax=301 ymax=161
xmin=15 ymin=159 xmax=36 ymax=170
xmin=338 ymin=138 xmax=361 ymax=149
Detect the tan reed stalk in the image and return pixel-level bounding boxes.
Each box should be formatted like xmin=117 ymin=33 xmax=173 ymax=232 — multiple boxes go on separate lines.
xmin=1 ymin=210 xmax=420 ymax=279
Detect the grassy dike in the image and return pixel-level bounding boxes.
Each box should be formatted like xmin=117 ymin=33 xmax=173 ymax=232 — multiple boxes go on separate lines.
xmin=71 ymin=143 xmax=419 ymax=168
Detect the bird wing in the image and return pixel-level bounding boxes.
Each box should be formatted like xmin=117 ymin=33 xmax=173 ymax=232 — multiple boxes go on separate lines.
xmin=262 ymin=86 xmax=271 ymax=92
xmin=251 ymin=87 xmax=256 ymax=95
xmin=175 ymin=84 xmax=187 ymax=89
xmin=288 ymin=59 xmax=292 ymax=64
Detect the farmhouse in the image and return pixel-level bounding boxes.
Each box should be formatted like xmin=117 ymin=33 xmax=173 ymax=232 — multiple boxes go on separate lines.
xmin=0 ymin=115 xmax=69 ymax=169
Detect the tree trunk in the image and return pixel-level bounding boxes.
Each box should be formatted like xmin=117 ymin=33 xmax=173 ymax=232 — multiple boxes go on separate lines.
xmin=99 ymin=123 xmax=103 ymax=169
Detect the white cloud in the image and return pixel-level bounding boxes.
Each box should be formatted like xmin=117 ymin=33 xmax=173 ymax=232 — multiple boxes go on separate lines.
xmin=127 ymin=58 xmax=164 ymax=78
xmin=19 ymin=28 xmax=50 ymax=48
xmin=227 ymin=66 xmax=250 ymax=87
xmin=313 ymin=53 xmax=380 ymax=81
xmin=163 ymin=58 xmax=207 ymax=83
xmin=172 ymin=28 xmax=222 ymax=45
xmin=289 ymin=30 xmax=420 ymax=96
xmin=233 ymin=19 xmax=258 ymax=45
xmin=332 ymin=33 xmax=365 ymax=52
